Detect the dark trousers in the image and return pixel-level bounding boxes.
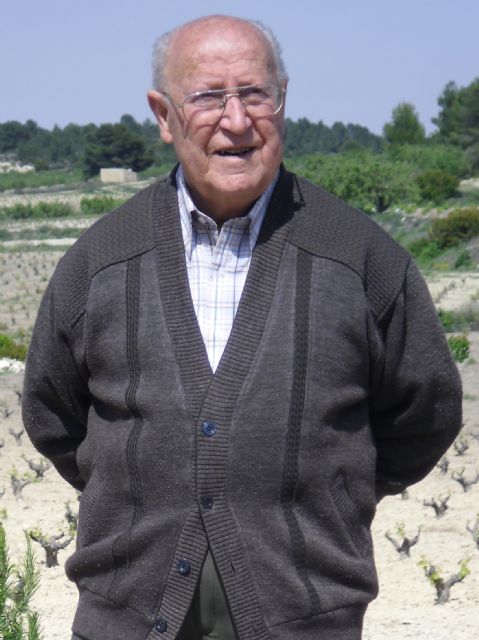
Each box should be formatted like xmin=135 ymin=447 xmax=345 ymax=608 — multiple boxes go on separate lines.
xmin=176 ymin=551 xmax=236 ymax=640
xmin=72 ymin=551 xmax=236 ymax=640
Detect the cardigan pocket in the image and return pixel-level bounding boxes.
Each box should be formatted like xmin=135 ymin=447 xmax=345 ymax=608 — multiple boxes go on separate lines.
xmin=77 ymin=467 xmax=103 ymax=547
xmin=330 ymin=471 xmax=371 ymax=558
xmin=67 ymin=467 xmax=120 ymax=600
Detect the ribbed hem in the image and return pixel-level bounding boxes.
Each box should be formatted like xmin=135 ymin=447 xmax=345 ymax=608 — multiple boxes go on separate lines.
xmin=72 ymin=593 xmax=366 ymax=640
xmin=270 ymin=605 xmax=366 ymax=640
xmin=72 ymin=588 xmax=154 ymax=640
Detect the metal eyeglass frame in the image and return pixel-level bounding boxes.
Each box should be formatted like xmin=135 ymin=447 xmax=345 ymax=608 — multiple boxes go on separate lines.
xmin=162 ymin=84 xmax=286 ymax=122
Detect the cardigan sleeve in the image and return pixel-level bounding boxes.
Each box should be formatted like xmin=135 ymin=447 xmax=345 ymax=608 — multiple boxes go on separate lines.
xmin=22 ymin=276 xmax=90 ymax=491
xmin=370 ymin=261 xmax=462 ymax=500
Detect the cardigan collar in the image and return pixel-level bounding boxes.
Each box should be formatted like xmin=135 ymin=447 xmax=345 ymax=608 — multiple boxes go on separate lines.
xmin=152 ymin=164 xmax=298 ymax=422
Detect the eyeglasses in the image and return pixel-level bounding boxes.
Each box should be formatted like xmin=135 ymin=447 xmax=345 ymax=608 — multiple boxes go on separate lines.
xmin=164 ymin=84 xmax=285 ymax=125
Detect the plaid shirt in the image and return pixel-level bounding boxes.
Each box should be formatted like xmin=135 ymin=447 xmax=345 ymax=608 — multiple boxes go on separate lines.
xmin=176 ymin=165 xmax=278 ymax=372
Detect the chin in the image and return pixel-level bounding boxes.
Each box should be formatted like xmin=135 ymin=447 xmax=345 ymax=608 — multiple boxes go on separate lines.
xmin=211 ymin=173 xmax=268 ymax=198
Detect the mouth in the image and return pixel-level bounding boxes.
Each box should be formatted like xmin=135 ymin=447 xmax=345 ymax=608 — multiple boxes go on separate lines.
xmin=215 ymin=147 xmax=254 ymax=157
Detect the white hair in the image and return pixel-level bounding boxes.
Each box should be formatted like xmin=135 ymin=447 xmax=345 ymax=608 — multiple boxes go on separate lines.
xmin=151 ymin=16 xmax=289 ymax=91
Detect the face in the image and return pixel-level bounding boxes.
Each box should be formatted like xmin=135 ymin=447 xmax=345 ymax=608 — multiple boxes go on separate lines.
xmin=147 ymin=18 xmax=287 ymax=221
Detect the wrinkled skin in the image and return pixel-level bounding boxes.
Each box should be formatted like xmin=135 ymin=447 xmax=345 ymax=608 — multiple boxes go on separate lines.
xmin=147 ymin=16 xmax=287 ymax=222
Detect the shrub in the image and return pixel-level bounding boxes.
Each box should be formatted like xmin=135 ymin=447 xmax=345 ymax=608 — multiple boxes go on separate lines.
xmin=139 ymin=162 xmax=175 ymax=179
xmin=416 ymin=170 xmax=459 ymax=203
xmin=0 ymin=226 xmax=86 ymax=242
xmin=437 ymin=310 xmax=452 ymax=332
xmin=0 ymin=201 xmax=75 ymax=221
xmin=0 ymin=523 xmax=43 ymax=639
xmin=454 ymin=250 xmax=474 ymax=269
xmin=286 ymin=151 xmax=418 ymax=213
xmin=386 ymin=144 xmax=472 ymax=178
xmin=0 ymin=335 xmax=28 ymax=361
xmin=407 ymin=238 xmax=442 ymax=260
xmin=0 ymin=169 xmax=84 ymax=192
xmin=429 ymin=207 xmax=479 ymax=248
xmin=438 ymin=307 xmax=479 ymax=332
xmin=447 ymin=335 xmax=470 ymax=362
xmin=80 ymin=196 xmax=127 ymax=216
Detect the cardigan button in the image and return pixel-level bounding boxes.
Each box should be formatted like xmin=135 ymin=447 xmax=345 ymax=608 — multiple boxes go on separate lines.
xmin=202 ymin=421 xmax=217 ymax=436
xmin=201 ymin=495 xmax=214 ymax=510
xmin=155 ymin=617 xmax=168 ymax=633
xmin=176 ymin=558 xmax=191 ymax=575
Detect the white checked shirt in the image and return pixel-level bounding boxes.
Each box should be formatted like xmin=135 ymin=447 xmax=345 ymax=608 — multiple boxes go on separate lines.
xmin=176 ymin=165 xmax=278 ymax=372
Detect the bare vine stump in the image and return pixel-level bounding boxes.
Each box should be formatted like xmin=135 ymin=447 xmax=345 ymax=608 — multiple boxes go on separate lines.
xmin=385 ymin=526 xmax=420 ymax=559
xmin=29 ymin=531 xmax=73 ymax=568
xmin=452 ymin=468 xmax=479 ymax=492
xmin=423 ymin=495 xmax=450 ymax=518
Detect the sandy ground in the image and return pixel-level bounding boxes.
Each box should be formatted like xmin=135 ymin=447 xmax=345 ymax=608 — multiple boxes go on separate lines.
xmin=0 ymin=229 xmax=478 ymax=638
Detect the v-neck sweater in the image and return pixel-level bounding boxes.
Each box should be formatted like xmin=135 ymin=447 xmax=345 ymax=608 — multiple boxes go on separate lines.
xmin=22 ymin=167 xmax=462 ymax=640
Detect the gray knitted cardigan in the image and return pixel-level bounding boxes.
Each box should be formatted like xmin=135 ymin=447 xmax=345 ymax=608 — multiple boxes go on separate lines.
xmin=22 ymin=167 xmax=462 ymax=640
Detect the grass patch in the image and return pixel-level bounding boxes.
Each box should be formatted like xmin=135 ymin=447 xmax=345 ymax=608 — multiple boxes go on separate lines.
xmin=80 ymin=196 xmax=127 ymax=215
xmin=0 ymin=334 xmax=27 ymax=360
xmin=0 ymin=225 xmax=87 ymax=241
xmin=429 ymin=207 xmax=479 ymax=249
xmin=139 ymin=163 xmax=175 ymax=179
xmin=0 ymin=243 xmax=70 ymax=253
xmin=0 ymin=168 xmax=84 ymax=192
xmin=447 ymin=334 xmax=470 ymax=362
xmin=0 ymin=196 xmax=128 ymax=224
xmin=409 ymin=241 xmax=476 ymax=271
xmin=438 ymin=306 xmax=479 ymax=332
xmin=0 ymin=201 xmax=76 ymax=220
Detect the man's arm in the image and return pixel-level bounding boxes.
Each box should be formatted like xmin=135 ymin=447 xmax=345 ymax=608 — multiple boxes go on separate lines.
xmin=370 ymin=261 xmax=462 ymax=500
xmin=22 ymin=279 xmax=89 ymax=491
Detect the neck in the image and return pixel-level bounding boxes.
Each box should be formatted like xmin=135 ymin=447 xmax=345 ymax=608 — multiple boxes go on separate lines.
xmin=188 ymin=187 xmax=254 ymax=223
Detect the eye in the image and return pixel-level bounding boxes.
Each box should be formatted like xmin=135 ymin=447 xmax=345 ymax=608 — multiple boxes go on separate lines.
xmin=239 ymin=86 xmax=273 ymax=105
xmin=187 ymin=91 xmax=223 ymax=109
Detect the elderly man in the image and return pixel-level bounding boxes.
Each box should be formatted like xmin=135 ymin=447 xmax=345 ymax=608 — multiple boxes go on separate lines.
xmin=23 ymin=14 xmax=461 ymax=640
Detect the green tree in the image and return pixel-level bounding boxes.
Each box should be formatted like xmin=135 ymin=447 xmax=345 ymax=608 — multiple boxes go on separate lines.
xmin=433 ymin=77 xmax=479 ymax=169
xmin=286 ymin=151 xmax=418 ymax=213
xmin=283 ymin=118 xmax=382 ymax=156
xmin=386 ymin=143 xmax=471 ymax=178
xmin=120 ymin=114 xmax=143 ymax=136
xmin=83 ymin=124 xmax=153 ymax=178
xmin=0 ymin=121 xmax=33 ymax=153
xmin=383 ymin=102 xmax=425 ymax=146
xmin=415 ymin=170 xmax=459 ymax=203
xmin=139 ymin=118 xmax=178 ymax=166
xmin=433 ymin=81 xmax=461 ymax=141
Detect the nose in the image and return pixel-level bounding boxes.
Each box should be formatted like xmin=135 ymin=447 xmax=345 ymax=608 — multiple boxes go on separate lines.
xmin=220 ymin=94 xmax=252 ymax=133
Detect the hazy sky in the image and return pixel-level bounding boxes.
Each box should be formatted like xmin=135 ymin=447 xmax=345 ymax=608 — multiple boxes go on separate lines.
xmin=1 ymin=0 xmax=478 ymax=135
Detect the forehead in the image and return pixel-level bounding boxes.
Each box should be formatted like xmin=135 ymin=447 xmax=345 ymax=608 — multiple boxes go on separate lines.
xmin=167 ymin=21 xmax=276 ymax=90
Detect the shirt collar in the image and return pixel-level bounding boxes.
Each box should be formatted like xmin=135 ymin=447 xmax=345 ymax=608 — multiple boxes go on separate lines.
xmin=176 ymin=164 xmax=279 ymax=259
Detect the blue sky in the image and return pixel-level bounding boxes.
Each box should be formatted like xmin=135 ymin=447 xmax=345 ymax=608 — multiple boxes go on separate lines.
xmin=1 ymin=0 xmax=478 ymax=135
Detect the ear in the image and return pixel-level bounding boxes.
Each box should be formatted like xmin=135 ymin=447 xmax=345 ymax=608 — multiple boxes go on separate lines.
xmin=147 ymin=90 xmax=173 ymax=144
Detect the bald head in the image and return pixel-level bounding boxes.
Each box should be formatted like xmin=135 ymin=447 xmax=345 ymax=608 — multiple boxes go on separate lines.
xmin=147 ymin=14 xmax=288 ymax=222
xmin=152 ymin=15 xmax=288 ymax=93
